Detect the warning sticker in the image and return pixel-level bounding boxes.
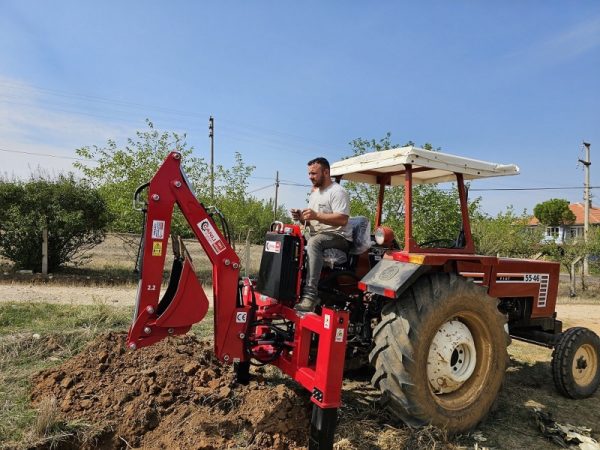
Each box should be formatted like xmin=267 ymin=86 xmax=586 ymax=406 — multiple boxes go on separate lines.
xmin=236 ymin=312 xmax=248 ymax=323
xmin=335 ymin=328 xmax=345 ymax=343
xmin=197 ymin=219 xmax=226 ymax=255
xmin=324 ymin=314 xmax=331 ymax=330
xmin=152 ymin=241 xmax=163 ymax=256
xmin=265 ymin=241 xmax=282 ymax=253
xmin=151 ymin=220 xmax=165 ymax=239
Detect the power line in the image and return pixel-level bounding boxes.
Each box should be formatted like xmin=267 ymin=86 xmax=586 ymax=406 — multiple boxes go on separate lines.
xmin=0 ymin=80 xmax=341 ymax=150
xmin=0 ymin=147 xmax=95 ymax=162
xmin=280 ymin=181 xmax=311 ymax=187
xmin=470 ymin=186 xmax=599 ymax=192
xmin=2 ymin=145 xmax=597 ymax=194
xmin=248 ymin=183 xmax=275 ymax=194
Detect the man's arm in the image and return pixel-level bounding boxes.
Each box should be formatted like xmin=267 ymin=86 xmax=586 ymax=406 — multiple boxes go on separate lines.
xmin=301 ymin=208 xmax=348 ymax=226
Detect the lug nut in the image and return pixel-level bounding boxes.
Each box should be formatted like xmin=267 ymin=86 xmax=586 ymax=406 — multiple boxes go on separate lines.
xmin=128 ymin=343 xmax=137 ymax=350
xmin=146 ymin=306 xmax=155 ymax=314
xmin=223 ymin=354 xmax=230 ymax=361
xmin=173 ymin=153 xmax=181 ymax=160
xmin=151 ymin=194 xmax=160 ymax=201
xmin=168 ymin=328 xmax=174 ymax=335
xmin=232 ymin=263 xmax=239 ymax=269
xmin=174 ymin=181 xmax=182 ymax=188
xmin=224 ymin=259 xmax=231 ymax=266
xmin=144 ymin=327 xmax=152 ymax=334
xmin=239 ymin=333 xmax=245 ymax=339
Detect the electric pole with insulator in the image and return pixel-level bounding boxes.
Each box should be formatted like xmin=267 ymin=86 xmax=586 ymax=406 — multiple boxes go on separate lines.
xmin=274 ymin=171 xmax=280 ymax=220
xmin=209 ymin=116 xmax=215 ymax=200
xmin=579 ymin=141 xmax=591 ymax=275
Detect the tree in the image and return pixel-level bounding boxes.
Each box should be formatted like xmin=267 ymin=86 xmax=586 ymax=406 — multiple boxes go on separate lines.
xmin=472 ymin=207 xmax=542 ymax=257
xmin=344 ymin=135 xmax=481 ymax=244
xmin=74 ymin=120 xmax=284 ymax=243
xmin=533 ymin=199 xmax=576 ymax=241
xmin=0 ymin=173 xmax=110 ymax=272
xmin=74 ymin=120 xmax=207 ymax=235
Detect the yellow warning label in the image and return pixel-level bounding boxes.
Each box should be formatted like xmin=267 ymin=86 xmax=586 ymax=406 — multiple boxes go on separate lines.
xmin=152 ymin=242 xmax=163 ymax=256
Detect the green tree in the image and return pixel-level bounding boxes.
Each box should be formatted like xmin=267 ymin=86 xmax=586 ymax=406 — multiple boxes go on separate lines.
xmin=74 ymin=120 xmax=207 ymax=235
xmin=0 ymin=173 xmax=110 ymax=272
xmin=75 ymin=120 xmax=284 ymax=243
xmin=533 ymin=198 xmax=575 ymax=241
xmin=472 ymin=207 xmax=542 ymax=257
xmin=344 ymin=135 xmax=481 ymax=245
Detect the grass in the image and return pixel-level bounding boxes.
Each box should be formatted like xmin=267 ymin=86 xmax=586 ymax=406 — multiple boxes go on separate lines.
xmin=0 ymin=301 xmax=132 ymax=446
xmin=0 ymin=300 xmax=214 ymax=448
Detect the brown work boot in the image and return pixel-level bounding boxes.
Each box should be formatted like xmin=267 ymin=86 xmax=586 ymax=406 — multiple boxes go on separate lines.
xmin=294 ymin=295 xmax=320 ymax=313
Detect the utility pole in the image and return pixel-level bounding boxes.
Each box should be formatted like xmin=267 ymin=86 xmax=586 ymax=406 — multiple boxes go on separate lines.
xmin=579 ymin=142 xmax=591 ymax=275
xmin=274 ymin=171 xmax=280 ymax=220
xmin=209 ymin=116 xmax=215 ymax=200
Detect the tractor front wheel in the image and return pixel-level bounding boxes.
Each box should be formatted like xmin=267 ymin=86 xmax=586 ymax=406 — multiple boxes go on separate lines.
xmin=552 ymin=327 xmax=600 ymax=399
xmin=369 ymin=273 xmax=509 ymax=433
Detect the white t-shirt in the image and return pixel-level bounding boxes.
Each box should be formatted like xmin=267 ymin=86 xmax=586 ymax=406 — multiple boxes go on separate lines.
xmin=307 ymin=182 xmax=353 ymax=241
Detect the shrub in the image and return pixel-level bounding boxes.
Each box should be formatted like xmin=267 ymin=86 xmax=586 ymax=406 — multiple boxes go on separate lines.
xmin=0 ymin=173 xmax=111 ymax=272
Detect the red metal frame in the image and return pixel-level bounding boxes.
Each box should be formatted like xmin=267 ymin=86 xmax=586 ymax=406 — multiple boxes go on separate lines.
xmin=127 ymin=152 xmax=348 ymax=409
xmin=365 ymin=163 xmax=560 ymax=319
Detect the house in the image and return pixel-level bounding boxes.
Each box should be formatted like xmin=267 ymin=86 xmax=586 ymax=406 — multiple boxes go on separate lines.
xmin=529 ymin=203 xmax=600 ymax=243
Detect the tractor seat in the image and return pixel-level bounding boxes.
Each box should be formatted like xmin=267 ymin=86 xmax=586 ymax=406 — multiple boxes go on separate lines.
xmin=323 ymin=216 xmax=371 ymax=269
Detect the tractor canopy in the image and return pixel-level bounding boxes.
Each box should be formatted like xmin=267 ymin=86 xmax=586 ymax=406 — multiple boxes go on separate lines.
xmin=330 ymin=146 xmax=519 ymax=185
xmin=330 ymin=146 xmax=519 ymax=254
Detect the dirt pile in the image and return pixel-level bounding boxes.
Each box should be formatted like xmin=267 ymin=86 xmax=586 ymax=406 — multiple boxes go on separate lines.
xmin=29 ymin=332 xmax=310 ymax=449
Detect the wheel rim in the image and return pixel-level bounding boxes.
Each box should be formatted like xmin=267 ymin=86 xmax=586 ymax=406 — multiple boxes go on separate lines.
xmin=572 ymin=343 xmax=598 ymax=387
xmin=427 ymin=319 xmax=477 ymax=394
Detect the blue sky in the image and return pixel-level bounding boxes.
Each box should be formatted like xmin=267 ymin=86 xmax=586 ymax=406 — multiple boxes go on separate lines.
xmin=1 ymin=1 xmax=599 ymax=216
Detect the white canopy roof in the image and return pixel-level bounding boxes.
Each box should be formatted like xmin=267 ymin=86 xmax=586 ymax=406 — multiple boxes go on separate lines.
xmin=329 ymin=146 xmax=519 ymax=185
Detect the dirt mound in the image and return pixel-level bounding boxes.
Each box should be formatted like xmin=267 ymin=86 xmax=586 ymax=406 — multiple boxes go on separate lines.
xmin=30 ymin=332 xmax=310 ymax=449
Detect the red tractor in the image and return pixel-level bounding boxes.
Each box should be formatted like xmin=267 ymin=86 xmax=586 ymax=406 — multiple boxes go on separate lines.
xmin=127 ymin=146 xmax=600 ymax=449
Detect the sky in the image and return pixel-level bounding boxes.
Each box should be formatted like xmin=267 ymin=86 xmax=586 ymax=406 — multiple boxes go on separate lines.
xmin=1 ymin=1 xmax=599 ymax=217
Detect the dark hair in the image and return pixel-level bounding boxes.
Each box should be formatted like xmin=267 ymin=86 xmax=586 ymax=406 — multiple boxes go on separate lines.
xmin=307 ymin=157 xmax=330 ymax=170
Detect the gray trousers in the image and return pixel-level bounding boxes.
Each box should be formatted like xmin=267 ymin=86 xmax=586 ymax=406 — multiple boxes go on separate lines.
xmin=303 ymin=232 xmax=350 ymax=299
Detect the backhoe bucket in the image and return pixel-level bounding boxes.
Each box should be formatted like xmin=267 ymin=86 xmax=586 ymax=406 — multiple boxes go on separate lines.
xmin=127 ymin=254 xmax=209 ymax=349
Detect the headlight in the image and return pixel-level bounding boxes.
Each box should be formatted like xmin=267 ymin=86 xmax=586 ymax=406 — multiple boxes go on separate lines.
xmin=375 ymin=226 xmax=394 ymax=246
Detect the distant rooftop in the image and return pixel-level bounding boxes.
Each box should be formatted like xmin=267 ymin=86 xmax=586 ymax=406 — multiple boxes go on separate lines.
xmin=529 ymin=203 xmax=600 ymax=226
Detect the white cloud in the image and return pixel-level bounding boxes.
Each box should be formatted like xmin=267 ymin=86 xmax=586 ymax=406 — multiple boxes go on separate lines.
xmin=0 ymin=76 xmax=136 ymax=178
xmin=505 ymin=16 xmax=600 ymax=69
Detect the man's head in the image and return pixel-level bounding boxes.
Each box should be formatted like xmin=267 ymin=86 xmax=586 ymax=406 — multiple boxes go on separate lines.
xmin=307 ymin=157 xmax=331 ymax=188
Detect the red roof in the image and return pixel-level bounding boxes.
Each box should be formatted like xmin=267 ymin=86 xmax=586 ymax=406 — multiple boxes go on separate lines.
xmin=529 ymin=203 xmax=600 ymax=226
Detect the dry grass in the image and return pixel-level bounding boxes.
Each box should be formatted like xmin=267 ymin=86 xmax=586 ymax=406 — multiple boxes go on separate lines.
xmin=0 ymin=302 xmax=133 ymax=447
xmin=0 ymin=233 xmax=265 ymax=286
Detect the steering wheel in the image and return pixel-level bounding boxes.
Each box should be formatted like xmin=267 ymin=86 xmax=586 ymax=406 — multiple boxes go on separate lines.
xmin=417 ymin=238 xmax=456 ymax=249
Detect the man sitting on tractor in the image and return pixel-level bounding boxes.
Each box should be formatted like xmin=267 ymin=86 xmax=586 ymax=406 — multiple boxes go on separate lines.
xmin=291 ymin=157 xmax=353 ymax=312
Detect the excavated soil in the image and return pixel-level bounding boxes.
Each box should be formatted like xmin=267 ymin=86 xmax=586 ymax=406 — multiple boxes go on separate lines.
xmin=29 ymin=332 xmax=310 ymax=449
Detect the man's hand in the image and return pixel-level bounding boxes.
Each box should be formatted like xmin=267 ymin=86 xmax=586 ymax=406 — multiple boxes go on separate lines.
xmin=301 ymin=208 xmax=318 ymax=221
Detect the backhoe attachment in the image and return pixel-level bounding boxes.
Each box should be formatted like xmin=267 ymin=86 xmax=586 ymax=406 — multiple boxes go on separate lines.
xmin=126 ymin=151 xmax=349 ymax=449
xmin=126 ymin=151 xmax=249 ymax=364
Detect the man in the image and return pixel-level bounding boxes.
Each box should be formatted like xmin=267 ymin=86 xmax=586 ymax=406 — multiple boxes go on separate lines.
xmin=291 ymin=157 xmax=353 ymax=312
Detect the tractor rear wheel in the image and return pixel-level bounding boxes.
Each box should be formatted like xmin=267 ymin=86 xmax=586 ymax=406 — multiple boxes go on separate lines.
xmin=369 ymin=273 xmax=509 ymax=433
xmin=552 ymin=327 xmax=600 ymax=399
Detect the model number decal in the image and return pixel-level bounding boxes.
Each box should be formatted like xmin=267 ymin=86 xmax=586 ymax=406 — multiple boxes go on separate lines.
xmin=197 ymin=219 xmax=226 ymax=255
xmin=524 ymin=274 xmax=541 ymax=282
xmin=495 ymin=273 xmax=550 ymax=308
xmin=236 ymin=312 xmax=247 ymax=323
